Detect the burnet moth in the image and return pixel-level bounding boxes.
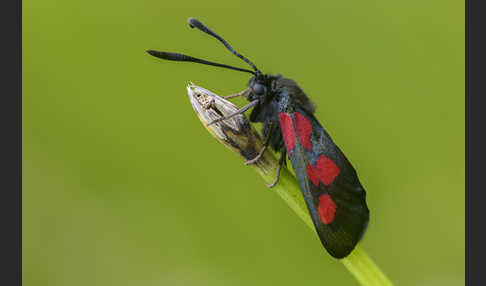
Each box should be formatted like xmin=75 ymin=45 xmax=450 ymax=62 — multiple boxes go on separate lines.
xmin=147 ymin=18 xmax=370 ymax=259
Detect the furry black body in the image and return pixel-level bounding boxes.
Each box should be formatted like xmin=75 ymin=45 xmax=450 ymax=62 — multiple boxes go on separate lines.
xmin=247 ymin=74 xmax=315 ymax=152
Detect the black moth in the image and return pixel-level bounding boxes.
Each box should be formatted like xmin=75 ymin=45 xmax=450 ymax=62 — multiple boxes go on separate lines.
xmin=147 ymin=18 xmax=369 ymax=259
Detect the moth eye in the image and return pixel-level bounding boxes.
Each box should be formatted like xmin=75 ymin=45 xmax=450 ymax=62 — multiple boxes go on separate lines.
xmin=253 ymin=83 xmax=265 ymax=95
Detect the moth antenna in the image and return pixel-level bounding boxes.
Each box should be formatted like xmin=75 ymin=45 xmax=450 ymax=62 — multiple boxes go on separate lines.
xmin=188 ymin=18 xmax=261 ymax=74
xmin=146 ymin=50 xmax=256 ymax=75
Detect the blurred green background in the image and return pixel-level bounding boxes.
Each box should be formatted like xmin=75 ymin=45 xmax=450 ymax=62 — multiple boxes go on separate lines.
xmin=23 ymin=0 xmax=464 ymax=285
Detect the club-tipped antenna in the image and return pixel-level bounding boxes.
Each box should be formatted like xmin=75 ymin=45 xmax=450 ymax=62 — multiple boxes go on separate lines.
xmin=188 ymin=18 xmax=261 ymax=74
xmin=146 ymin=50 xmax=256 ymax=75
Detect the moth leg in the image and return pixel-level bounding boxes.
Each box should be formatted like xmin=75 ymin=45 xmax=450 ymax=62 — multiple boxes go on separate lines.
xmin=222 ymin=88 xmax=251 ymax=100
xmin=203 ymin=88 xmax=251 ymax=110
xmin=266 ymin=149 xmax=286 ymax=188
xmin=206 ymin=99 xmax=259 ymax=126
xmin=244 ymin=122 xmax=274 ymax=165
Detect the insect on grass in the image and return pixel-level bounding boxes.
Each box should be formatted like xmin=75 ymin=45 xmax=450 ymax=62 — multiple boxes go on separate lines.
xmin=148 ymin=18 xmax=370 ymax=259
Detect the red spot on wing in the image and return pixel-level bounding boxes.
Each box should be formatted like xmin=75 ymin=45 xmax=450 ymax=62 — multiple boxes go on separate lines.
xmin=306 ymin=164 xmax=319 ymax=187
xmin=306 ymin=155 xmax=340 ymax=186
xmin=279 ymin=113 xmax=295 ymax=154
xmin=318 ymin=194 xmax=337 ymax=224
xmin=294 ymin=112 xmax=312 ymax=151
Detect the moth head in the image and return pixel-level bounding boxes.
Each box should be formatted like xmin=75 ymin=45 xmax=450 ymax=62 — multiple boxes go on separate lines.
xmin=248 ymin=72 xmax=270 ymax=100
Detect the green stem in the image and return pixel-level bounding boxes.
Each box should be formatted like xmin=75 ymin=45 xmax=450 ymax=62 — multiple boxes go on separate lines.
xmin=341 ymin=245 xmax=393 ymax=286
